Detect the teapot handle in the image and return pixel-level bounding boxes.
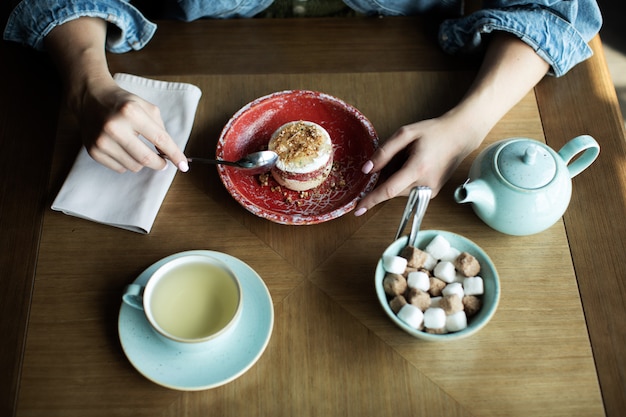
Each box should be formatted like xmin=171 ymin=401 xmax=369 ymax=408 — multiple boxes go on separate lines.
xmin=557 ymin=135 xmax=600 ymax=178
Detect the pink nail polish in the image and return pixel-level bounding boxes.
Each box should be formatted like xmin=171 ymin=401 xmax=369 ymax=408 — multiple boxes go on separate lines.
xmin=354 ymin=207 xmax=367 ymax=217
xmin=362 ymin=160 xmax=374 ymax=174
xmin=178 ymin=160 xmax=189 ymax=172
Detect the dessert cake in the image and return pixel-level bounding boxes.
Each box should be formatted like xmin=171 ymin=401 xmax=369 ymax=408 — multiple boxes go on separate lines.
xmin=268 ymin=120 xmax=334 ymax=191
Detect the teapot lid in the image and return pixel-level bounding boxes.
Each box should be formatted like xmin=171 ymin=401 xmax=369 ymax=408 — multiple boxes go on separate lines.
xmin=496 ymin=141 xmax=556 ymax=189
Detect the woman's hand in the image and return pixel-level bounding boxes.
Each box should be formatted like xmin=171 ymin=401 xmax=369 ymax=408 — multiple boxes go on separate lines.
xmin=77 ymin=76 xmax=188 ymax=173
xmin=354 ymin=33 xmax=550 ymax=216
xmin=45 ymin=17 xmax=189 ymax=173
xmin=354 ymin=112 xmax=482 ymax=216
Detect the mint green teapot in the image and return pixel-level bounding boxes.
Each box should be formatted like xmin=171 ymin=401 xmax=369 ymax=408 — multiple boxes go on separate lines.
xmin=454 ymin=135 xmax=599 ymax=236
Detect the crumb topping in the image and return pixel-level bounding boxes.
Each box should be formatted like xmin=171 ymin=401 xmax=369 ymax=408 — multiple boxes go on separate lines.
xmin=271 ymin=121 xmax=329 ymax=164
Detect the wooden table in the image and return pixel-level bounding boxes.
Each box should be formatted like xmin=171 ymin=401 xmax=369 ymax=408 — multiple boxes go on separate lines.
xmin=1 ymin=16 xmax=625 ymax=417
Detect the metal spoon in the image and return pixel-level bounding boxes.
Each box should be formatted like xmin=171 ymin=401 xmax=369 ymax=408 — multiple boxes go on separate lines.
xmin=163 ymin=150 xmax=278 ymax=174
xmin=395 ymin=186 xmax=432 ymax=247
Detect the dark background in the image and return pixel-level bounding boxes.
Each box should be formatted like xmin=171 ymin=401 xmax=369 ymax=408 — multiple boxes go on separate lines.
xmin=597 ymin=0 xmax=626 ymax=123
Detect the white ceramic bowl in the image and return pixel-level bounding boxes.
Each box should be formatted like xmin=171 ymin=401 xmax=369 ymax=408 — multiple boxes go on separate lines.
xmin=375 ymin=230 xmax=500 ymax=341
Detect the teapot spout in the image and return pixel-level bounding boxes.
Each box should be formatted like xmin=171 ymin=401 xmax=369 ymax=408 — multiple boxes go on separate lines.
xmin=454 ymin=179 xmax=495 ymax=217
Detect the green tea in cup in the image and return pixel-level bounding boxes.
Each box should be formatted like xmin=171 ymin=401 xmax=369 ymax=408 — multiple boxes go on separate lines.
xmin=123 ymin=254 xmax=242 ymax=351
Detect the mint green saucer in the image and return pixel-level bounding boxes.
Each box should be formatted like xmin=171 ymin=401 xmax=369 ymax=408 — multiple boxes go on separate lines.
xmin=118 ymin=250 xmax=274 ymax=390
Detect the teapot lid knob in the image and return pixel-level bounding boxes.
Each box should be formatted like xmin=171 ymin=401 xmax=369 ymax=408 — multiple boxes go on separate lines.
xmin=496 ymin=140 xmax=556 ymax=189
xmin=523 ymin=146 xmax=537 ymax=165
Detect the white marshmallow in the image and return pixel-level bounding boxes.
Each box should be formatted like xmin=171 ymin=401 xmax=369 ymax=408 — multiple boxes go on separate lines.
xmin=463 ymin=277 xmax=484 ymax=296
xmin=440 ymin=246 xmax=461 ymax=262
xmin=397 ymin=304 xmax=424 ymax=329
xmin=423 ymin=307 xmax=446 ymax=329
xmin=422 ymin=253 xmax=438 ymax=270
xmin=442 ymin=282 xmax=464 ymax=299
xmin=446 ymin=311 xmax=468 ymax=332
xmin=433 ymin=261 xmax=456 ymax=283
xmin=430 ymin=296 xmax=442 ymax=308
xmin=383 ymin=255 xmax=407 ymax=274
xmin=407 ymin=270 xmax=430 ymax=292
xmin=453 ymin=271 xmax=466 ymax=283
xmin=424 ymin=235 xmax=451 ymax=260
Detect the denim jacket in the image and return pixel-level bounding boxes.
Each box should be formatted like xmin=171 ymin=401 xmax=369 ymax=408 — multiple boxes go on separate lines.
xmin=3 ymin=0 xmax=602 ymax=77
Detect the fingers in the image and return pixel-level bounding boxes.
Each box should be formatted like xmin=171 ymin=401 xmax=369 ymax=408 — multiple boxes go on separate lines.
xmin=89 ymin=148 xmax=127 ymax=173
xmin=355 ymin=126 xmax=425 ymax=216
xmin=90 ymin=130 xmax=166 ymax=173
xmin=85 ymin=97 xmax=188 ymax=173
xmin=363 ymin=125 xmax=419 ymax=175
xmin=128 ymin=100 xmax=189 ymax=172
xmin=354 ymin=120 xmax=451 ymax=217
xmin=354 ymin=161 xmax=436 ymax=217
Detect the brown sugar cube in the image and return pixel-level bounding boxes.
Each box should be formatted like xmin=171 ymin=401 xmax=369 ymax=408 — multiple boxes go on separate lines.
xmin=383 ymin=273 xmax=408 ymax=297
xmin=389 ymin=295 xmax=407 ymax=314
xmin=403 ymin=266 xmax=418 ymax=277
xmin=406 ymin=288 xmax=431 ymax=311
xmin=439 ymin=294 xmax=464 ymax=315
xmin=425 ymin=327 xmax=447 ymax=334
xmin=428 ymin=277 xmax=447 ymax=297
xmin=418 ymin=268 xmax=431 ymax=277
xmin=463 ymin=295 xmax=482 ymax=317
xmin=400 ymin=246 xmax=429 ymax=269
xmin=454 ymin=252 xmax=481 ymax=277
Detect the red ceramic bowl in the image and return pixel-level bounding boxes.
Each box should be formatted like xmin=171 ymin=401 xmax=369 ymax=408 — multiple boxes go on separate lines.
xmin=217 ymin=90 xmax=379 ymax=225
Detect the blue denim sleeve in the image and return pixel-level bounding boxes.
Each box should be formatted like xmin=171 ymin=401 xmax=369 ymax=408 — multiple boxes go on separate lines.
xmin=439 ymin=0 xmax=603 ymax=76
xmin=3 ymin=0 xmax=157 ymax=53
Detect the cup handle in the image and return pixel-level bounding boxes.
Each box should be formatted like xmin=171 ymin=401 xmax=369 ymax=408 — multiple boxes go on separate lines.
xmin=557 ymin=134 xmax=600 ymax=178
xmin=122 ymin=284 xmax=145 ymax=310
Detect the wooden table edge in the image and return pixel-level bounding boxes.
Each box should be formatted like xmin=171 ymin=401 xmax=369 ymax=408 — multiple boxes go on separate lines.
xmin=536 ymin=35 xmax=626 ymax=417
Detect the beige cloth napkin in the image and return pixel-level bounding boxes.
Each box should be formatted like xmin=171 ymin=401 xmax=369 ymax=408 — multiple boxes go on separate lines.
xmin=51 ymin=73 xmax=202 ymax=233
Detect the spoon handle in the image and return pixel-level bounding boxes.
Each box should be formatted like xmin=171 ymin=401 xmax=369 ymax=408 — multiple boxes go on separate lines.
xmin=159 ymin=153 xmax=239 ymax=167
xmin=186 ymin=157 xmax=239 ymax=167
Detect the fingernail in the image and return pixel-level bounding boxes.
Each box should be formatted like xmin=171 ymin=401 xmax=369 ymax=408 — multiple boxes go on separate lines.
xmin=354 ymin=207 xmax=367 ymax=217
xmin=178 ymin=160 xmax=189 ymax=172
xmin=362 ymin=160 xmax=374 ymax=174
